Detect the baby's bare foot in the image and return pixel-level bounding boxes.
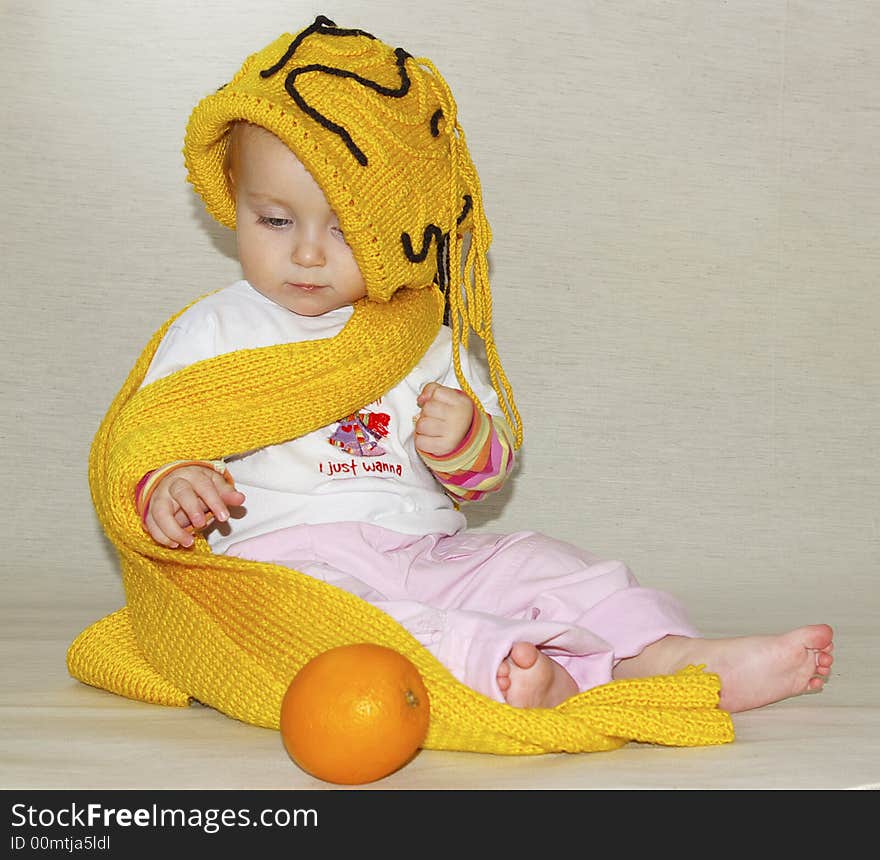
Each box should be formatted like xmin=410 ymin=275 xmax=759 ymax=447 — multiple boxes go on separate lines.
xmin=496 ymin=642 xmax=578 ymax=708
xmin=614 ymin=624 xmax=834 ymax=713
xmin=707 ymin=624 xmax=834 ymax=712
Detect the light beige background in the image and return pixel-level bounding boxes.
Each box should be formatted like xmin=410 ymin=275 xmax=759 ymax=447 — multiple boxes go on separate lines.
xmin=2 ymin=0 xmax=877 ymax=789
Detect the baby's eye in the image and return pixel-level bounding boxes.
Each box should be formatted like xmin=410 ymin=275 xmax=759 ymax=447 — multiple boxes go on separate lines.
xmin=257 ymin=216 xmax=291 ymax=229
xmin=330 ymin=225 xmax=347 ymax=243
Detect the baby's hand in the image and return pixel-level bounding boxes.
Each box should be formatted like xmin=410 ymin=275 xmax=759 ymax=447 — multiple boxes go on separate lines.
xmin=144 ymin=465 xmax=246 ymax=549
xmin=414 ymin=382 xmax=474 ymax=457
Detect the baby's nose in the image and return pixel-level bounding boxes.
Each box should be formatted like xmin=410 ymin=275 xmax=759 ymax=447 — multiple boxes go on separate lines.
xmin=291 ymin=232 xmax=325 ymax=267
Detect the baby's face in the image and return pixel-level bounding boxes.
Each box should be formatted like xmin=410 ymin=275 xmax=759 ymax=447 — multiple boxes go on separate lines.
xmin=229 ymin=124 xmax=366 ymax=316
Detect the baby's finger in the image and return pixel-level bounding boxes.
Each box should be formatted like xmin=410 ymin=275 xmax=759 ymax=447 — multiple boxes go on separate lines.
xmin=414 ymin=431 xmax=451 ymax=457
xmin=424 ymin=383 xmax=466 ymax=406
xmin=415 ymin=415 xmax=446 ymax=438
xmin=416 ymin=397 xmax=450 ymax=420
xmin=417 ymin=382 xmax=442 ymax=406
xmin=167 ymin=479 xmax=211 ymax=532
xmin=146 ymin=503 xmax=194 ymax=549
xmin=194 ymin=477 xmax=239 ymax=527
xmin=218 ymin=483 xmax=246 ymax=508
xmin=144 ymin=516 xmax=178 ymax=548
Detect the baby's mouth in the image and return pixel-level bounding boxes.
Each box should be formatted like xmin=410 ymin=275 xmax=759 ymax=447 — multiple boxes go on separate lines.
xmin=288 ymin=282 xmax=327 ymax=292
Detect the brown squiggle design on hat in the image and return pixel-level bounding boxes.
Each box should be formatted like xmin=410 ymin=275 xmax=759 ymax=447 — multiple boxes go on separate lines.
xmin=259 ymin=15 xmax=412 ymax=167
xmin=402 ymin=194 xmax=473 ymax=325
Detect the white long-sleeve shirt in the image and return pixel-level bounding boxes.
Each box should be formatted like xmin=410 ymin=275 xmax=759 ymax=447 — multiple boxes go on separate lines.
xmin=141 ymin=280 xmax=506 ymax=552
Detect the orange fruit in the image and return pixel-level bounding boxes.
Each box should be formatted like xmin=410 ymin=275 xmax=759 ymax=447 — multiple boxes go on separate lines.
xmin=280 ymin=643 xmax=430 ymax=784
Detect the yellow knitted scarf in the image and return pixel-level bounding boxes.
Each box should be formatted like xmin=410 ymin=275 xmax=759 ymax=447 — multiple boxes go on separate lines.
xmin=68 ymin=282 xmax=734 ymax=754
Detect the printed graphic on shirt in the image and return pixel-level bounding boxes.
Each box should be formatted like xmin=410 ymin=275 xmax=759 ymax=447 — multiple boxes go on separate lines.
xmin=327 ymin=410 xmax=390 ymax=456
xmin=320 ymin=406 xmax=406 ymax=479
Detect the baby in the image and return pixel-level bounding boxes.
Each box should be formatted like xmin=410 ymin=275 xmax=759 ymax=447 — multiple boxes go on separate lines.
xmin=137 ymin=17 xmax=832 ymax=712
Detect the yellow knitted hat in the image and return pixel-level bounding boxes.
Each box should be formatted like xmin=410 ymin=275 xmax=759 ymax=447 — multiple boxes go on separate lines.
xmin=184 ymin=14 xmax=520 ymax=445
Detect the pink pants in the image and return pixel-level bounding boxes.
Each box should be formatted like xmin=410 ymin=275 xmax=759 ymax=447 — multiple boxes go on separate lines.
xmin=226 ymin=522 xmax=698 ymax=702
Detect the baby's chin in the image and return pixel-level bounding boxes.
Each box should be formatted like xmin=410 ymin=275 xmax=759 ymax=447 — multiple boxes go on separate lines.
xmin=259 ymin=283 xmax=355 ymax=317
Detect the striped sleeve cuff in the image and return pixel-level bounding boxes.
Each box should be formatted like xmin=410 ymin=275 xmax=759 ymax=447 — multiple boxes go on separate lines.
xmin=420 ymin=406 xmax=515 ymax=501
